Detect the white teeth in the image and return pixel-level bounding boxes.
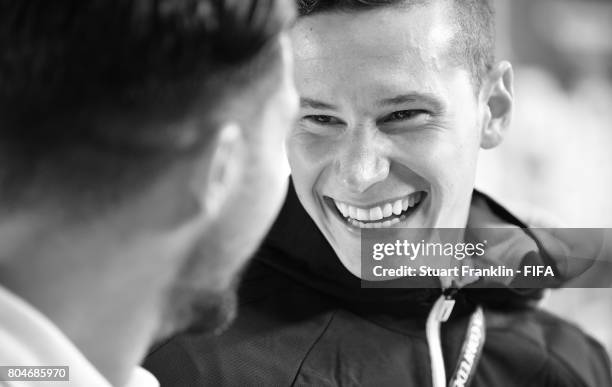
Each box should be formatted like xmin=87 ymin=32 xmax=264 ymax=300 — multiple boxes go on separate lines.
xmin=342 ymin=203 xmax=350 ymax=216
xmin=356 ymin=208 xmax=369 ymax=221
xmin=370 ymin=207 xmax=383 ymax=221
xmin=335 ymin=202 xmax=349 ymax=217
xmin=383 ymin=203 xmax=393 ymax=217
xmin=392 ymin=200 xmax=403 ymax=215
xmin=333 ymin=191 xmax=425 ymax=228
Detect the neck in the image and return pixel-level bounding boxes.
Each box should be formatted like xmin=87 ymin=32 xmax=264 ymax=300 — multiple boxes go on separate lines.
xmin=0 ymin=217 xmax=170 ymax=386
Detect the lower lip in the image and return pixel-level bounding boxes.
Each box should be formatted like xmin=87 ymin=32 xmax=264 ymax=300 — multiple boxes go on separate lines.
xmin=325 ymin=194 xmax=427 ymax=234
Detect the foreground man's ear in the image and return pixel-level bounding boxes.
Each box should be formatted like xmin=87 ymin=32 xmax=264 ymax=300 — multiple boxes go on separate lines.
xmin=480 ymin=60 xmax=514 ymax=149
xmin=192 ymin=123 xmax=244 ymax=221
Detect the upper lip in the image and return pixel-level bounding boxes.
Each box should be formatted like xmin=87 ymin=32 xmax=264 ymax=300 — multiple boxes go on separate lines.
xmin=324 ymin=193 xmax=423 ymax=209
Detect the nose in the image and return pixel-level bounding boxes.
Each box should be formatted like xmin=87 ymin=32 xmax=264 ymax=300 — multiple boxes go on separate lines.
xmin=335 ymin=133 xmax=390 ymax=194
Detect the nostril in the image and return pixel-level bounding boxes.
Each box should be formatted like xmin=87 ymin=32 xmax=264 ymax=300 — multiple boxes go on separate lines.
xmin=338 ymin=157 xmax=390 ymax=193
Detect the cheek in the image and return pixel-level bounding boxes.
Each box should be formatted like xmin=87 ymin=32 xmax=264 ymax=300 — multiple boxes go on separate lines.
xmin=287 ymin=130 xmax=336 ymax=183
xmin=244 ymin=138 xmax=289 ymax=217
xmin=392 ymin=126 xmax=480 ymax=193
xmin=434 ymin=133 xmax=480 ymax=199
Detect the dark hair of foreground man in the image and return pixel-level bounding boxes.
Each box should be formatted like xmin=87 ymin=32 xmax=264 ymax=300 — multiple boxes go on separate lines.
xmin=0 ymin=0 xmax=290 ymax=215
xmin=0 ymin=1 xmax=297 ymax=386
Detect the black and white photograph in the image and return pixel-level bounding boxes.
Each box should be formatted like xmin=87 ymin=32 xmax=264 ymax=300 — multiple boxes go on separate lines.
xmin=1 ymin=0 xmax=611 ymax=386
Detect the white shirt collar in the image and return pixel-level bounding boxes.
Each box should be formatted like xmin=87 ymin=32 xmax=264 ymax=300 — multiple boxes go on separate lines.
xmin=0 ymin=285 xmax=158 ymax=387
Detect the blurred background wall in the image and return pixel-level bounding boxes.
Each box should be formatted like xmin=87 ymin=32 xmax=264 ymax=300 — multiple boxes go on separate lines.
xmin=476 ymin=0 xmax=612 ymax=355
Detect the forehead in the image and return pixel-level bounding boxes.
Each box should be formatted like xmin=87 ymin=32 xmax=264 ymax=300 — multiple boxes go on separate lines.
xmin=291 ymin=2 xmax=461 ymax=99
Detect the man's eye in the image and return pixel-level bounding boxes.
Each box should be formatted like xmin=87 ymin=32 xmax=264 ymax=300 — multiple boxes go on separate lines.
xmin=383 ymin=110 xmax=429 ymax=122
xmin=303 ymin=115 xmax=343 ymax=125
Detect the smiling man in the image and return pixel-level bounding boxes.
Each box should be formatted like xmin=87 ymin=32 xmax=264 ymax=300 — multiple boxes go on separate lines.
xmin=288 ymin=0 xmax=505 ymax=278
xmin=144 ymin=1 xmax=611 ymax=386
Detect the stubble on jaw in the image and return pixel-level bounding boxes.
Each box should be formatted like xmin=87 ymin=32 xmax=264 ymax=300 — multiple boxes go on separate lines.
xmin=153 ymin=243 xmax=242 ymax=342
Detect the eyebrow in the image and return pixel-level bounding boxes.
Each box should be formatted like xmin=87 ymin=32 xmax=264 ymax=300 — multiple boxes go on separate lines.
xmin=378 ymin=93 xmax=446 ymax=112
xmin=300 ymin=97 xmax=338 ymax=110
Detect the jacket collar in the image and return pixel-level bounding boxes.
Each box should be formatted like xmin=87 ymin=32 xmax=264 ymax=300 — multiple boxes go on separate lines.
xmin=256 ymin=179 xmax=547 ymax=313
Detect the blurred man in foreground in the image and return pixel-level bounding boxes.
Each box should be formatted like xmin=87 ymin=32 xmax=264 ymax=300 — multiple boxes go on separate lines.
xmin=145 ymin=0 xmax=611 ymax=386
xmin=0 ymin=0 xmax=297 ymax=386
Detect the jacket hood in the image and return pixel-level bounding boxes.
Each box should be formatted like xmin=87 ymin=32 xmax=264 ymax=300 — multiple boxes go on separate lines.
xmin=255 ymin=179 xmax=596 ymax=312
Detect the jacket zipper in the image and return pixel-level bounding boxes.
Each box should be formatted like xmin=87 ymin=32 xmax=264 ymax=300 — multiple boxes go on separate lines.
xmin=426 ymin=290 xmax=457 ymax=387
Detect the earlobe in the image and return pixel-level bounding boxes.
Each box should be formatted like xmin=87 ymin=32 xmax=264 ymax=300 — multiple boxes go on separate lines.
xmin=480 ymin=61 xmax=514 ymax=150
xmin=194 ymin=123 xmax=244 ymax=221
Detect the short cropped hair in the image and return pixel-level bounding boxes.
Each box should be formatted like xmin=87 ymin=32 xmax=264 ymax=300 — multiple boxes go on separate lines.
xmin=297 ymin=0 xmax=495 ymax=87
xmin=0 ymin=0 xmax=294 ymax=215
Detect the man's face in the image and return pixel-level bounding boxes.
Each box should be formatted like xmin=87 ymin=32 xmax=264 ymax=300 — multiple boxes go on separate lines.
xmin=288 ymin=3 xmax=487 ymax=277
xmin=161 ymin=34 xmax=298 ymax=337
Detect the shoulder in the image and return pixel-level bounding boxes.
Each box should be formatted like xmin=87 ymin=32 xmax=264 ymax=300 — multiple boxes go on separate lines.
xmin=483 ymin=307 xmax=612 ymax=387
xmin=144 ymin=261 xmax=336 ymax=386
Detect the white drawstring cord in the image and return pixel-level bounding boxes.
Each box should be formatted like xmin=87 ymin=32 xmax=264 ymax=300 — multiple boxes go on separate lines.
xmin=426 ymin=294 xmax=456 ymax=387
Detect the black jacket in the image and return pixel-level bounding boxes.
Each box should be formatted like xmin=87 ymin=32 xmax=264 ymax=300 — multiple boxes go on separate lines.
xmin=145 ymin=182 xmax=612 ymax=387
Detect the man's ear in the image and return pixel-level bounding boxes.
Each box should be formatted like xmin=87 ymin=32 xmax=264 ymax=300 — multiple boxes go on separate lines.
xmin=192 ymin=123 xmax=244 ymax=221
xmin=480 ymin=61 xmax=514 ymax=150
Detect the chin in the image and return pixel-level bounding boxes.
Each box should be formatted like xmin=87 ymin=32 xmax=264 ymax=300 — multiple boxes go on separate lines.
xmin=155 ymin=281 xmax=239 ymax=342
xmin=314 ymin=195 xmax=456 ymax=279
xmin=180 ymin=289 xmax=238 ymax=337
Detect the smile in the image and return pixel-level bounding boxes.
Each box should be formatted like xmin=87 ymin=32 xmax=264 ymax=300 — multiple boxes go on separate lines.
xmin=328 ymin=191 xmax=426 ymax=229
